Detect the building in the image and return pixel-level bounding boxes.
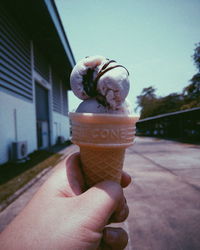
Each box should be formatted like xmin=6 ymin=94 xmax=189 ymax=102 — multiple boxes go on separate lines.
xmin=0 ymin=0 xmax=76 ymax=164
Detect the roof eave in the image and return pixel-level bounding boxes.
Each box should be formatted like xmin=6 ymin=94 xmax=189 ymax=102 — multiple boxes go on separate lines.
xmin=44 ymin=0 xmax=76 ymax=68
xmin=137 ymin=107 xmax=200 ymax=123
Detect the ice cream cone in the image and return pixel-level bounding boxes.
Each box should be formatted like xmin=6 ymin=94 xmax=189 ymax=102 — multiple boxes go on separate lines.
xmin=69 ymin=112 xmax=137 ymax=187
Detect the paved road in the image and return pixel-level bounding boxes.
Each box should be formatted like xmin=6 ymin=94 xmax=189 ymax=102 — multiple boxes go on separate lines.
xmin=0 ymin=137 xmax=200 ymax=250
xmin=123 ymin=137 xmax=200 ymax=250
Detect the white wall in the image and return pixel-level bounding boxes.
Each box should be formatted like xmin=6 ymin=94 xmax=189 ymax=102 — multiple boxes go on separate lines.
xmin=0 ymin=91 xmax=37 ymax=164
xmin=52 ymin=111 xmax=70 ymax=144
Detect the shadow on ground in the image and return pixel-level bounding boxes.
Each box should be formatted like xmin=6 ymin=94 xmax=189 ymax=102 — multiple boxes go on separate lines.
xmin=0 ymin=141 xmax=71 ymax=185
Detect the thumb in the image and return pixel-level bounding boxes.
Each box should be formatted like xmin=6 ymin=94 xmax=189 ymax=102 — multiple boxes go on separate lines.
xmin=78 ymin=181 xmax=123 ymax=231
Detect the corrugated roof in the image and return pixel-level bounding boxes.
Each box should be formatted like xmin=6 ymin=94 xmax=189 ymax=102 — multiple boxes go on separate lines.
xmin=1 ymin=0 xmax=76 ymax=85
xmin=137 ymin=107 xmax=200 ymax=123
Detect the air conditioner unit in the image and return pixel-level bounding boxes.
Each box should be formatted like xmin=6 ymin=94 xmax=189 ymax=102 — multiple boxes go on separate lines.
xmin=12 ymin=141 xmax=28 ymax=162
xmin=57 ymin=136 xmax=65 ymax=144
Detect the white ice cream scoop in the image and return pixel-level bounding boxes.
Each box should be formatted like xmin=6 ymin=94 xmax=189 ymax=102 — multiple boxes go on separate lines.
xmin=76 ymin=98 xmax=132 ymax=114
xmin=70 ymin=55 xmax=130 ymax=110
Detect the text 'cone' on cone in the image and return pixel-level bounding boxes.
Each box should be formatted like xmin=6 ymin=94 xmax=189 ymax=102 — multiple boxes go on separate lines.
xmin=69 ymin=112 xmax=138 ymax=187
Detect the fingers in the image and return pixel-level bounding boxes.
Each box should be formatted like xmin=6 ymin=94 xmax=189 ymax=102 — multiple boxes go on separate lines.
xmin=79 ymin=181 xmax=123 ymax=231
xmin=108 ymin=172 xmax=131 ymax=224
xmin=101 ymin=227 xmax=128 ymax=250
xmin=65 ymin=152 xmax=86 ymax=196
xmin=79 ymin=180 xmax=129 ymax=234
xmin=51 ymin=152 xmax=131 ymax=199
xmin=65 ymin=153 xmax=131 ymax=194
xmin=121 ymin=171 xmax=131 ymax=188
xmin=109 ymin=195 xmax=129 ymax=224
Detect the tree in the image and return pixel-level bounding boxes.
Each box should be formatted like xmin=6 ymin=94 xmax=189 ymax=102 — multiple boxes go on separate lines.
xmin=193 ymin=42 xmax=200 ymax=71
xmin=157 ymin=93 xmax=184 ymax=114
xmin=181 ymin=43 xmax=200 ymax=109
xmin=136 ymin=85 xmax=185 ymax=119
xmin=136 ymin=43 xmax=200 ymax=118
xmin=135 ymin=86 xmax=157 ymax=118
xmin=136 ymin=86 xmax=156 ymax=107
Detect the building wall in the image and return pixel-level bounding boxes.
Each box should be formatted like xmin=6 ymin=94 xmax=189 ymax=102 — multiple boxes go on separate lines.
xmin=51 ymin=70 xmax=70 ymax=145
xmin=52 ymin=112 xmax=70 ymax=145
xmin=0 ymin=4 xmax=71 ymax=164
xmin=0 ymin=91 xmax=37 ymax=164
xmin=0 ymin=4 xmax=32 ymax=101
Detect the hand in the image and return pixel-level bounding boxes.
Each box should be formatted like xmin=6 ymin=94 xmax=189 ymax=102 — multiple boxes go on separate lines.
xmin=0 ymin=153 xmax=131 ymax=250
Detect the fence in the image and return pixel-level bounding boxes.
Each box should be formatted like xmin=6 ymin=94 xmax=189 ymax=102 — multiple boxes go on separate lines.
xmin=136 ymin=107 xmax=200 ymax=141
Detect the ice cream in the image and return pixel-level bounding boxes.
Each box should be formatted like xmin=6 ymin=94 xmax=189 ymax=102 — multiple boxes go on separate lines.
xmin=76 ymin=98 xmax=132 ymax=114
xmin=70 ymin=55 xmax=132 ymax=114
xmin=69 ymin=55 xmax=137 ymax=187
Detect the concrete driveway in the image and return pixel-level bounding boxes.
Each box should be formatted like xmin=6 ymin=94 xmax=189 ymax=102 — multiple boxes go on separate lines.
xmin=123 ymin=137 xmax=200 ymax=250
xmin=0 ymin=137 xmax=200 ymax=250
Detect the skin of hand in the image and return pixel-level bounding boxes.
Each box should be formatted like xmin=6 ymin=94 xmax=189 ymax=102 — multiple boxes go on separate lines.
xmin=0 ymin=153 xmax=131 ymax=250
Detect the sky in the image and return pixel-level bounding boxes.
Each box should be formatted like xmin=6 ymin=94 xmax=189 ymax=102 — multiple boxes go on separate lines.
xmin=55 ymin=0 xmax=200 ymax=114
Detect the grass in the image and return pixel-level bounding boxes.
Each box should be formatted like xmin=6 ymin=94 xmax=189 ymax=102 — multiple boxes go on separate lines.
xmin=0 ymin=152 xmax=62 ymax=204
xmin=0 ymin=150 xmax=54 ymax=185
xmin=0 ymin=142 xmax=73 ymax=205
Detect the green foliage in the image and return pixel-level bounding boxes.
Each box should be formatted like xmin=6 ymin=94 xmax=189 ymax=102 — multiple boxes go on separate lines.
xmin=193 ymin=42 xmax=200 ymax=71
xmin=181 ymin=73 xmax=200 ymax=109
xmin=136 ymin=90 xmax=184 ymax=119
xmin=136 ymin=43 xmax=200 ymax=119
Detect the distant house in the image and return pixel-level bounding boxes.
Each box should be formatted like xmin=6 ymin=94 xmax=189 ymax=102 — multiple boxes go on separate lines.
xmin=0 ymin=0 xmax=75 ymax=164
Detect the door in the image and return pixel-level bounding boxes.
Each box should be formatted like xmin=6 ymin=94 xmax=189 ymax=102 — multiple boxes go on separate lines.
xmin=35 ymin=82 xmax=50 ymax=149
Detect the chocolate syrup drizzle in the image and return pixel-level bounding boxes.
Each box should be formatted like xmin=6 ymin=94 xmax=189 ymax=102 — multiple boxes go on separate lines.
xmin=94 ymin=63 xmax=129 ymax=85
xmin=82 ymin=59 xmax=129 ymax=103
xmin=82 ymin=68 xmax=97 ymax=97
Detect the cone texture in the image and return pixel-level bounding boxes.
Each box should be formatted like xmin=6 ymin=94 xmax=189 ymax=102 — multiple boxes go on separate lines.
xmin=69 ymin=112 xmax=137 ymax=187
xmin=80 ymin=147 xmax=125 ymax=187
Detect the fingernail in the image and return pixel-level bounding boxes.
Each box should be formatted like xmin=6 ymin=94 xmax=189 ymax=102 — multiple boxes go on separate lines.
xmin=105 ymin=228 xmax=118 ymax=241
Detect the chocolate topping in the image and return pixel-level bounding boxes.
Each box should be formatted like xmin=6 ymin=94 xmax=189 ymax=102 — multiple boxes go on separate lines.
xmin=100 ymin=60 xmax=116 ymax=71
xmin=82 ymin=68 xmax=97 ymax=97
xmin=82 ymin=59 xmax=129 ymax=102
xmin=94 ymin=64 xmax=129 ymax=86
xmin=96 ymin=94 xmax=108 ymax=107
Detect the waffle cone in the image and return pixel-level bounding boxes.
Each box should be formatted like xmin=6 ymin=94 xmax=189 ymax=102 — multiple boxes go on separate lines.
xmin=80 ymin=147 xmax=125 ymax=186
xmin=69 ymin=112 xmax=137 ymax=187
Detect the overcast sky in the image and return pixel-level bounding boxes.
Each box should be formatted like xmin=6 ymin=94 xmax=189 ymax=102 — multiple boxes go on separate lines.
xmin=55 ymin=0 xmax=200 ymax=114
